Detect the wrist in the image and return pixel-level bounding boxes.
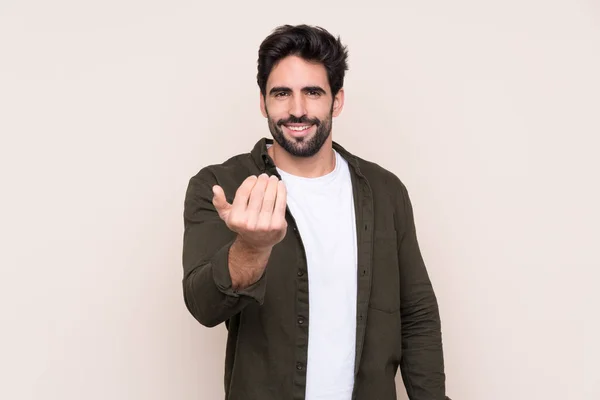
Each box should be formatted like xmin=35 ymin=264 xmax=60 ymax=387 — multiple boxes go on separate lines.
xmin=234 ymin=236 xmax=273 ymax=255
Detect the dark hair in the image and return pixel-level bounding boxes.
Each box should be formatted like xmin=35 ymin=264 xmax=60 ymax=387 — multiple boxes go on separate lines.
xmin=257 ymin=24 xmax=349 ymax=97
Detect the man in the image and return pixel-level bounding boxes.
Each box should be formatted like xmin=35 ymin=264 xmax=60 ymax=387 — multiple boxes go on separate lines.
xmin=182 ymin=24 xmax=448 ymax=400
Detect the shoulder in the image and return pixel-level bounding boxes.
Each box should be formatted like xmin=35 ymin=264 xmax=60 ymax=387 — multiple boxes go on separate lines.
xmin=356 ymin=156 xmax=404 ymax=188
xmin=335 ymin=143 xmax=414 ymax=218
xmin=189 ymin=151 xmax=259 ymax=187
xmin=342 ymin=150 xmax=418 ymax=234
xmin=185 ymin=151 xmax=259 ymax=203
xmin=338 ymin=146 xmax=409 ymax=199
xmin=356 ymin=155 xmax=412 ymax=213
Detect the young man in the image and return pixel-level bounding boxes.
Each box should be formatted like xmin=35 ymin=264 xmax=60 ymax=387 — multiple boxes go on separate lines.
xmin=182 ymin=25 xmax=448 ymax=400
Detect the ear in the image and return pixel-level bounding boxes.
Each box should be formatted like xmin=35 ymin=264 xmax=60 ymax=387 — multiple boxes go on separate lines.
xmin=260 ymin=92 xmax=268 ymax=118
xmin=332 ymin=88 xmax=345 ymax=117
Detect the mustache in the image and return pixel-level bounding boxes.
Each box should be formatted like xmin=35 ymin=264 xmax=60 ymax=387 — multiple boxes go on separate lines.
xmin=277 ymin=115 xmax=321 ymax=127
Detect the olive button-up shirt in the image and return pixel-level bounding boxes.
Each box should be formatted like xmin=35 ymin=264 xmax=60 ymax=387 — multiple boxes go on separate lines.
xmin=182 ymin=138 xmax=447 ymax=400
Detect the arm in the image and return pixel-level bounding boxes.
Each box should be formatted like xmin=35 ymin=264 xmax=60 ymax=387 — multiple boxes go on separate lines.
xmin=396 ymin=182 xmax=447 ymax=399
xmin=182 ymin=172 xmax=286 ymax=328
xmin=182 ymin=174 xmax=266 ymax=327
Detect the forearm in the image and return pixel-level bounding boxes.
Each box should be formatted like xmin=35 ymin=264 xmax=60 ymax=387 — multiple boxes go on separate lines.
xmin=400 ymin=289 xmax=446 ymax=399
xmin=229 ymin=237 xmax=271 ymax=290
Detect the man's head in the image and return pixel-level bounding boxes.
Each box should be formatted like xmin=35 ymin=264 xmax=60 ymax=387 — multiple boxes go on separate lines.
xmin=257 ymin=25 xmax=349 ymax=158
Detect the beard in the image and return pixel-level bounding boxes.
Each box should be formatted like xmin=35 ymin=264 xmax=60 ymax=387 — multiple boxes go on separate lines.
xmin=266 ymin=109 xmax=333 ymax=158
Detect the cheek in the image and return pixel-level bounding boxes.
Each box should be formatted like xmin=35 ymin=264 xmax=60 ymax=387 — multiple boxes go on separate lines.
xmin=307 ymin=103 xmax=331 ymax=120
xmin=265 ymin=100 xmax=287 ymax=118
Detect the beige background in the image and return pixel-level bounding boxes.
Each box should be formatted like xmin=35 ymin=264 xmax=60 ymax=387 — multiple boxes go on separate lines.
xmin=1 ymin=1 xmax=599 ymax=399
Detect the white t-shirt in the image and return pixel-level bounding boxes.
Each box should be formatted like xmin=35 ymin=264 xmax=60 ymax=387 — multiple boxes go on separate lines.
xmin=276 ymin=150 xmax=358 ymax=400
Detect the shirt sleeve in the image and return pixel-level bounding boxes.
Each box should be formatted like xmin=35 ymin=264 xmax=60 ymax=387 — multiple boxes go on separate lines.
xmin=396 ymin=180 xmax=447 ymax=399
xmin=182 ymin=171 xmax=267 ymax=328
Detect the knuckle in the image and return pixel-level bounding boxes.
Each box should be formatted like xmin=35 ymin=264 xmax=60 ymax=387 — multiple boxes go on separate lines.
xmin=271 ymin=221 xmax=286 ymax=231
xmin=255 ymin=222 xmax=270 ymax=233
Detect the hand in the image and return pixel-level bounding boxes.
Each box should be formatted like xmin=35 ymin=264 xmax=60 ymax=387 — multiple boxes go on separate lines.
xmin=212 ymin=174 xmax=288 ymax=251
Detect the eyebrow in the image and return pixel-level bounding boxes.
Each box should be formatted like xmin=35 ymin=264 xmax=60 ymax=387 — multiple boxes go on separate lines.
xmin=269 ymin=86 xmax=292 ymax=96
xmin=268 ymin=86 xmax=328 ymax=96
xmin=303 ymin=86 xmax=327 ymax=95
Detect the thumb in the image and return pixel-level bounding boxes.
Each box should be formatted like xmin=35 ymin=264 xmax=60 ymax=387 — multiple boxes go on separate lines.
xmin=212 ymin=185 xmax=231 ymax=219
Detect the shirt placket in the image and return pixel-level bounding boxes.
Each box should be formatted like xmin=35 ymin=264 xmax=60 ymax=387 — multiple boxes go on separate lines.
xmin=264 ymin=156 xmax=310 ymax=400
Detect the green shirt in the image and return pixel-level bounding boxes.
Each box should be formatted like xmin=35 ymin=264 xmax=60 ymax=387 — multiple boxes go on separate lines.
xmin=182 ymin=138 xmax=447 ymax=400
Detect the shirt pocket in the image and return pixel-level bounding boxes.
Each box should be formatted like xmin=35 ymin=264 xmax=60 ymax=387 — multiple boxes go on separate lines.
xmin=368 ymin=229 xmax=401 ymax=313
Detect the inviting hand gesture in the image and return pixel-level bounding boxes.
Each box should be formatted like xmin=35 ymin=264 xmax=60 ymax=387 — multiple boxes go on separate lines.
xmin=212 ymin=173 xmax=288 ymax=251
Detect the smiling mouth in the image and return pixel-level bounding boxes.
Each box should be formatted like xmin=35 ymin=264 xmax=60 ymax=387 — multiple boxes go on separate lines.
xmin=285 ymin=125 xmax=313 ymax=132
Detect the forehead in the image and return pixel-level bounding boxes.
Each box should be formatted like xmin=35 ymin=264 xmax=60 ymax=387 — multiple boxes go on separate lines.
xmin=266 ymin=55 xmax=330 ymax=91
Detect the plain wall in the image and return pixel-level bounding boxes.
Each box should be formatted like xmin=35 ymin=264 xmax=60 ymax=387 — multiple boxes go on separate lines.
xmin=1 ymin=1 xmax=599 ymax=399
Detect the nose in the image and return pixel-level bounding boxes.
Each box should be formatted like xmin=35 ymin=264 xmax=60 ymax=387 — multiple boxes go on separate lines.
xmin=288 ymin=94 xmax=307 ymax=118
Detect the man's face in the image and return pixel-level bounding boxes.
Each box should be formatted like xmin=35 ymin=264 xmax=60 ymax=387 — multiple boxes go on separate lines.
xmin=260 ymin=55 xmax=344 ymax=157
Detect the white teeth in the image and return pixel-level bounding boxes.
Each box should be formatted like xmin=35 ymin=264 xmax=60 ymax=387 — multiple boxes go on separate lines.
xmin=287 ymin=125 xmax=311 ymax=131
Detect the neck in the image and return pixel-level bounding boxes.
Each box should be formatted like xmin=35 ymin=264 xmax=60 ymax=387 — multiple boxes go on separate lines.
xmin=268 ymin=137 xmax=335 ymax=178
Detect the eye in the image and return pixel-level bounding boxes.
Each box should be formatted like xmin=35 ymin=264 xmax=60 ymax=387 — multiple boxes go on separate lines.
xmin=275 ymin=92 xmax=289 ymax=98
xmin=307 ymin=90 xmax=321 ymax=97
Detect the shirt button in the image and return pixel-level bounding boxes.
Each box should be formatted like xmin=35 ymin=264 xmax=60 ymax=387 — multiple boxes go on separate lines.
xmin=298 ymin=317 xmax=304 ymax=325
xmin=297 ymin=270 xmax=303 ymax=277
xmin=296 ymin=363 xmax=303 ymax=370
